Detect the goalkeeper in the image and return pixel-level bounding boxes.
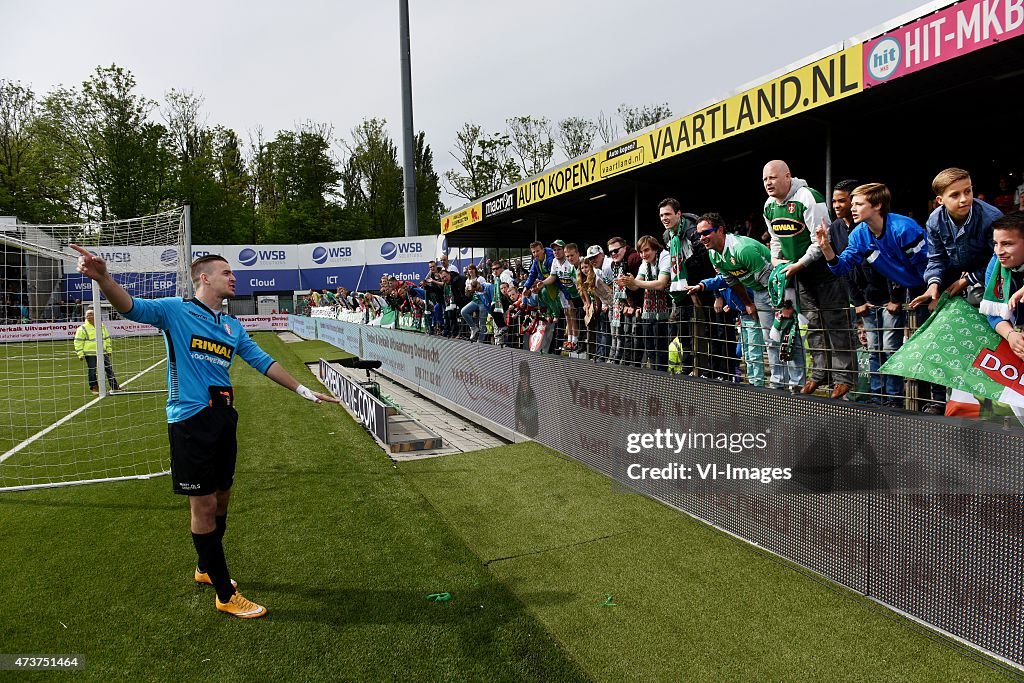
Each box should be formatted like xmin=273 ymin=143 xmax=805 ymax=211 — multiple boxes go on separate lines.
xmin=74 ymin=308 xmax=120 ymax=395
xmin=70 ymin=245 xmax=339 ymax=619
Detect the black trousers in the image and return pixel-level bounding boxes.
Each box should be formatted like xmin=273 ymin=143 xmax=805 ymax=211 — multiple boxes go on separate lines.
xmin=84 ymin=355 xmax=119 ymax=390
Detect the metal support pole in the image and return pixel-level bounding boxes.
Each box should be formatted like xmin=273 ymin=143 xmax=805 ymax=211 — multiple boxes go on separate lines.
xmin=633 ymin=185 xmax=640 ymax=245
xmin=91 ymin=280 xmax=108 ymax=398
xmin=399 ymin=0 xmax=419 ymax=236
xmin=182 ymin=203 xmax=193 ymax=298
xmin=824 ymin=124 xmax=833 ymax=210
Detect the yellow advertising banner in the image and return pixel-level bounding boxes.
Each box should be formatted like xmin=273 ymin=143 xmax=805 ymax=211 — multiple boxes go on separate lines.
xmin=439 ymin=44 xmax=864 ymax=228
xmin=441 ymin=202 xmax=482 ymax=234
xmin=512 ymin=43 xmax=863 ymax=209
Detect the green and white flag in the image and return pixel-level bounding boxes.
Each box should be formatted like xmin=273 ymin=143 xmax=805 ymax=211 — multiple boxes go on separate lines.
xmin=881 ymin=294 xmax=1024 ymax=408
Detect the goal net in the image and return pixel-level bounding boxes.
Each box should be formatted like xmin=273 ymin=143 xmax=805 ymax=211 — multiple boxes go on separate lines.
xmin=0 ymin=207 xmax=190 ymax=491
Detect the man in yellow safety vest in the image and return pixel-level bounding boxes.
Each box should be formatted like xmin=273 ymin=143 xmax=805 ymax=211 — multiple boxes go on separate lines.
xmin=74 ymin=308 xmax=120 ymax=394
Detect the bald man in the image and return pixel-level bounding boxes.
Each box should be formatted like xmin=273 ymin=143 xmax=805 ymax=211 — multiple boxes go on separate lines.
xmin=762 ymin=160 xmax=857 ymax=399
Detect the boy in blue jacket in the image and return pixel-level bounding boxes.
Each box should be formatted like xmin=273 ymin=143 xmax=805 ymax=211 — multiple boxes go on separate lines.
xmin=815 ymin=182 xmax=945 ymax=413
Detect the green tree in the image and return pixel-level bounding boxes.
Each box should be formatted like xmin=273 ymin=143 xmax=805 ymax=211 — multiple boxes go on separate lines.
xmin=0 ymin=80 xmax=80 ymax=223
xmin=506 ymin=115 xmax=554 ymax=178
xmin=38 ymin=65 xmax=174 ymax=221
xmin=341 ymin=118 xmax=403 ymax=238
xmin=617 ymin=103 xmax=672 ymax=134
xmin=556 ymin=116 xmax=596 ymax=160
xmin=443 ymin=122 xmax=519 ymax=202
xmin=257 ymin=123 xmax=344 ymax=243
xmin=210 ymin=127 xmax=253 ymax=244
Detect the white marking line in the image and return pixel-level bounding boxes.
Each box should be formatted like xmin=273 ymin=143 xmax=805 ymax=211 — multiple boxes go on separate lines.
xmin=0 ymin=358 xmax=166 ymax=464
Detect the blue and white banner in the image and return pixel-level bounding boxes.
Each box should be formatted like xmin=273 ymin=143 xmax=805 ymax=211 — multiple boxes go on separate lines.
xmin=223 ymin=244 xmax=301 ymax=295
xmin=358 ymin=237 xmax=434 ymax=290
xmin=297 ymin=240 xmax=365 ymax=292
xmin=65 ymin=273 xmax=179 ymax=301
xmin=64 ymin=237 xmax=464 ymax=297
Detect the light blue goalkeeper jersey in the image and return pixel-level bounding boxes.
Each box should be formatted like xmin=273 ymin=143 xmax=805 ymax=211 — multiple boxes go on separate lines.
xmin=123 ymin=297 xmax=275 ymax=423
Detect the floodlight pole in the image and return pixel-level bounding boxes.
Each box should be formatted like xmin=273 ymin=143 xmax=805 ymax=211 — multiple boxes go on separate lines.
xmin=399 ymin=0 xmax=419 ymax=237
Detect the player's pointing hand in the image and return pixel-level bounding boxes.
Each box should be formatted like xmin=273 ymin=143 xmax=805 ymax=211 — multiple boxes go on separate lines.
xmin=68 ymin=243 xmax=109 ymax=281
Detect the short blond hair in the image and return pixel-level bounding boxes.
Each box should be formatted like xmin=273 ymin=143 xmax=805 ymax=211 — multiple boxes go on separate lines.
xmin=931 ymin=168 xmax=971 ymax=196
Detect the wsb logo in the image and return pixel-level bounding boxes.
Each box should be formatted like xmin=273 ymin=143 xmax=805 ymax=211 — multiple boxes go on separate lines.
xmin=312 ymin=245 xmax=353 ymax=265
xmin=238 ymin=248 xmax=286 ymax=266
xmin=380 ymin=241 xmax=423 ymax=261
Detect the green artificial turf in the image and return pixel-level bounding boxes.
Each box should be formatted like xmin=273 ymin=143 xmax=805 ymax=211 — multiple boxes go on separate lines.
xmin=0 ymin=335 xmax=587 ymax=682
xmin=399 ymin=444 xmax=1015 ymax=682
xmin=0 ymin=334 xmax=1017 ymax=681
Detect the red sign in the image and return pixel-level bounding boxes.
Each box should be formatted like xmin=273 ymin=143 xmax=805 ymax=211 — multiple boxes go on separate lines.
xmin=863 ymin=0 xmax=1024 ymax=87
xmin=973 ymin=341 xmax=1024 ymax=393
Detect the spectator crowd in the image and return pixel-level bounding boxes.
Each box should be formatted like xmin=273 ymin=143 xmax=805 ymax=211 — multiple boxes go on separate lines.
xmin=304 ymin=161 xmax=1024 ymax=418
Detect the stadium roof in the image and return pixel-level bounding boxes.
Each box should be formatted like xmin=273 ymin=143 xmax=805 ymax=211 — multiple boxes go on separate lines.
xmin=439 ymin=0 xmax=1024 ymax=248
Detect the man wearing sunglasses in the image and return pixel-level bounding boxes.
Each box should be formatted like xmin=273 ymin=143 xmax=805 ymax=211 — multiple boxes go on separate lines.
xmin=687 ymin=213 xmax=804 ymax=391
xmin=606 ymin=237 xmax=643 ymax=365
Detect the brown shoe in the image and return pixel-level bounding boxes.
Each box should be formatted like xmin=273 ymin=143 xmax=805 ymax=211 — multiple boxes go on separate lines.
xmin=800 ymin=380 xmax=820 ymax=395
xmin=830 ymin=383 xmax=852 ymax=399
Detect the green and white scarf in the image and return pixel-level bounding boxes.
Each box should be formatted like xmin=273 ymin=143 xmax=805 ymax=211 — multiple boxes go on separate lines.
xmin=980 ymin=261 xmax=1021 ymax=321
xmin=667 ymin=226 xmax=691 ymax=300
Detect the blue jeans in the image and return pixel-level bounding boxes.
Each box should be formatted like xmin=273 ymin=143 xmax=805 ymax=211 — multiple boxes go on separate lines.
xmin=461 ymin=300 xmax=487 ymax=336
xmin=752 ymin=289 xmax=805 ymax=389
xmin=595 ymin=312 xmax=610 ymax=362
xmin=861 ymin=307 xmax=904 ymax=399
xmin=637 ymin=318 xmax=669 ymax=372
xmin=739 ymin=314 xmax=766 ymax=387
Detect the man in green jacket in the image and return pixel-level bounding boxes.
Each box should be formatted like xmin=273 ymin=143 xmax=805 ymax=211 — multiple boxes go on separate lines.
xmin=74 ymin=308 xmax=120 ymax=395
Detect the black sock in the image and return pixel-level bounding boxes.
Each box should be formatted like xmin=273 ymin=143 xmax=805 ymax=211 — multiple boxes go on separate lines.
xmin=191 ymin=530 xmax=235 ymax=602
xmin=197 ymin=514 xmax=228 ymax=573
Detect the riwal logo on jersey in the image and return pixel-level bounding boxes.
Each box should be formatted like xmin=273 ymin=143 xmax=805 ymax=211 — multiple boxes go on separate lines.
xmin=380 ymin=241 xmax=422 ymax=261
xmin=312 ymin=244 xmax=353 ymax=265
xmin=189 ymin=335 xmax=234 ymax=362
xmin=238 ymin=247 xmax=287 ymax=267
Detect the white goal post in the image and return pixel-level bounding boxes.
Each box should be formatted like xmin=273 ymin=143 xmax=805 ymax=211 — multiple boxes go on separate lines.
xmin=0 ymin=206 xmax=191 ymax=491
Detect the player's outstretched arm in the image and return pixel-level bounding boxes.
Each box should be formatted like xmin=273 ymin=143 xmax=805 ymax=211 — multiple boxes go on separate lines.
xmin=68 ymin=243 xmax=134 ymax=313
xmin=265 ymin=362 xmax=340 ymax=404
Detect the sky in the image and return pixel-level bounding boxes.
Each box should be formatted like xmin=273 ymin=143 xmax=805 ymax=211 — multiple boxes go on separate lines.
xmin=2 ymin=0 xmax=929 ymax=209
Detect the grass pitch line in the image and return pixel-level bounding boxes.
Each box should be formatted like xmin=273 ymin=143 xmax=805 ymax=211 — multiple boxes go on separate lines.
xmin=0 ymin=357 xmax=165 ymax=464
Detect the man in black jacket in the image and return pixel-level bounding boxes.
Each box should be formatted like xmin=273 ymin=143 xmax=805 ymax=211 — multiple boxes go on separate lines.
xmin=440 ymin=269 xmax=468 ymax=337
xmin=659 ymin=198 xmax=718 ymax=376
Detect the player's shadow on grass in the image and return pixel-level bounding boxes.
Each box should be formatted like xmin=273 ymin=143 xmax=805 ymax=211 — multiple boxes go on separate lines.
xmin=246 ymin=582 xmax=576 ymax=626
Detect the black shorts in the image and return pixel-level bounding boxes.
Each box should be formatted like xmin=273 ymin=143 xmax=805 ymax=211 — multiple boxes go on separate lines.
xmin=570 ymin=295 xmax=584 ymax=309
xmin=168 ymin=406 xmax=239 ymax=496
